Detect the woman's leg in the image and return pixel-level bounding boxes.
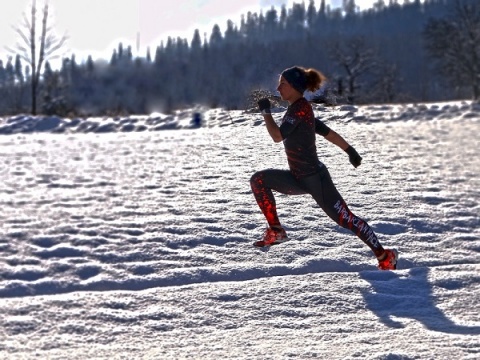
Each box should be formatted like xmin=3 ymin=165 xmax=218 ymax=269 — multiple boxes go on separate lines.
xmin=299 ymin=168 xmax=385 ymax=257
xmin=250 ymin=169 xmax=306 ymax=228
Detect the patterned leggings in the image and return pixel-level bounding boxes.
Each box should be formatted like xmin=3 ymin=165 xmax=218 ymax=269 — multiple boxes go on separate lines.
xmin=250 ymin=167 xmax=384 ymax=257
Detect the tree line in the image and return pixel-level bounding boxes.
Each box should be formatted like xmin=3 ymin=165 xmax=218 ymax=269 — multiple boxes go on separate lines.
xmin=0 ymin=0 xmax=479 ymax=117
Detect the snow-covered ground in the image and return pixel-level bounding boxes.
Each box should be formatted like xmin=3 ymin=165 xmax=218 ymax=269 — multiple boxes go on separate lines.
xmin=0 ymin=101 xmax=479 ymax=359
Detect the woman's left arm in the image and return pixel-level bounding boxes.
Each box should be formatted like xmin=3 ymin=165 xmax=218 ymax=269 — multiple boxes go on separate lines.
xmin=258 ymin=98 xmax=283 ymax=143
xmin=263 ymin=114 xmax=283 ymax=143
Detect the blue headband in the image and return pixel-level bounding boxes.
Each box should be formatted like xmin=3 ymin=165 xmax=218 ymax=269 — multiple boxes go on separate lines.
xmin=281 ymin=66 xmax=307 ymax=94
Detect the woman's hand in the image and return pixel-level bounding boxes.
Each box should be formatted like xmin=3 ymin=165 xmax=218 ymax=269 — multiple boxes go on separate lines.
xmin=258 ymin=98 xmax=271 ymax=115
xmin=258 ymin=98 xmax=282 ymax=142
xmin=345 ymin=146 xmax=362 ymax=168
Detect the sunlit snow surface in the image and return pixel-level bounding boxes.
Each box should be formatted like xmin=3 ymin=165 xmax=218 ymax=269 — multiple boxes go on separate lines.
xmin=0 ymin=102 xmax=479 ymax=359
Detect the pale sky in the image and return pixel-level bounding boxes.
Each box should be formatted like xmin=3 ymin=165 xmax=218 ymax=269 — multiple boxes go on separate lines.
xmin=0 ymin=0 xmax=378 ymax=66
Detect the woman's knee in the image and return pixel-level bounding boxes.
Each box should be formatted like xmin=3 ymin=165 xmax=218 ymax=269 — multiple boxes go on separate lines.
xmin=250 ymin=171 xmax=264 ymax=187
xmin=325 ymin=200 xmax=348 ymax=227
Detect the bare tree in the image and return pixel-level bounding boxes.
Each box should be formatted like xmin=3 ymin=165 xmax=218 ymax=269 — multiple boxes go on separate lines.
xmin=328 ymin=36 xmax=379 ymax=104
xmin=10 ymin=0 xmax=67 ymax=114
xmin=369 ymin=62 xmax=401 ymax=103
xmin=423 ymin=0 xmax=480 ymax=101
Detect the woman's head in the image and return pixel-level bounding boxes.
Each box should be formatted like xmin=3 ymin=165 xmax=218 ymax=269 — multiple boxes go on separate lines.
xmin=277 ymin=66 xmax=326 ymax=102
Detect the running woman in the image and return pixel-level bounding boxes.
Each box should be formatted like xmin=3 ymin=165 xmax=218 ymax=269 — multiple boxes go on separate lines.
xmin=250 ymin=66 xmax=398 ymax=270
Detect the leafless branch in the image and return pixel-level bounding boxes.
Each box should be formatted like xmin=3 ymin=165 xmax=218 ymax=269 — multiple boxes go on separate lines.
xmin=7 ymin=0 xmax=68 ymax=114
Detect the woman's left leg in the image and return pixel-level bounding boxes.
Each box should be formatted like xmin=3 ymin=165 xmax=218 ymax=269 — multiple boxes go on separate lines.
xmin=250 ymin=169 xmax=306 ymax=228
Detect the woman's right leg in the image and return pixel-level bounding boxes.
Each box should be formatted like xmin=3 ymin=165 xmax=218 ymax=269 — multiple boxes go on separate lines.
xmin=250 ymin=169 xmax=306 ymax=228
xmin=299 ymin=168 xmax=385 ymax=258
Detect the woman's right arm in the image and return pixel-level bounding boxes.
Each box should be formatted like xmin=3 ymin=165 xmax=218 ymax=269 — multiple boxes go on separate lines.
xmin=324 ymin=129 xmax=349 ymax=151
xmin=316 ymin=118 xmax=362 ymax=168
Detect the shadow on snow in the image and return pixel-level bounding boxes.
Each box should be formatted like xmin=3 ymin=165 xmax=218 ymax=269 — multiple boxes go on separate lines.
xmin=360 ymin=267 xmax=480 ymax=335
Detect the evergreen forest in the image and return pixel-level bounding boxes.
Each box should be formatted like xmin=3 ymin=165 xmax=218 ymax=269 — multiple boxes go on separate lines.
xmin=0 ymin=0 xmax=478 ymax=116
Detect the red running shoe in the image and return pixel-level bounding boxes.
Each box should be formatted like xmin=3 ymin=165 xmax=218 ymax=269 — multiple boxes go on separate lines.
xmin=378 ymin=249 xmax=398 ymax=270
xmin=253 ymin=227 xmax=289 ymax=247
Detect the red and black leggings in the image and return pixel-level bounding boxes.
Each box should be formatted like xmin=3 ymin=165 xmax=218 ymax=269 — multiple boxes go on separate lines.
xmin=250 ymin=167 xmax=385 ymax=257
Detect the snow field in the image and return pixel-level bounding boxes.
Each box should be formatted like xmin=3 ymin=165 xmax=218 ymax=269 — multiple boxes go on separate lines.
xmin=0 ymin=101 xmax=479 ymax=359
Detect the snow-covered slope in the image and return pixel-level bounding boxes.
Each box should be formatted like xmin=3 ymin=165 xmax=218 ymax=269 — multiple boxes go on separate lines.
xmin=0 ymin=101 xmax=479 ymax=359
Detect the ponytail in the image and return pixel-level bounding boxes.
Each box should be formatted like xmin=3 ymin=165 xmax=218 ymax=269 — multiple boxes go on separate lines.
xmin=304 ymin=68 xmax=327 ymax=92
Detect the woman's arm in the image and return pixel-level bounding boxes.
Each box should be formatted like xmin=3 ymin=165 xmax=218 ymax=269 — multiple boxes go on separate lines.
xmin=263 ymin=114 xmax=283 ymax=143
xmin=258 ymin=98 xmax=283 ymax=143
xmin=324 ymin=129 xmax=349 ymax=150
xmin=324 ymin=129 xmax=363 ymax=168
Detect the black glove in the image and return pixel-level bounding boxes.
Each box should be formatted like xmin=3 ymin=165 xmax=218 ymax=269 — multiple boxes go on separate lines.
xmin=258 ymin=98 xmax=271 ymax=114
xmin=345 ymin=145 xmax=362 ymax=168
